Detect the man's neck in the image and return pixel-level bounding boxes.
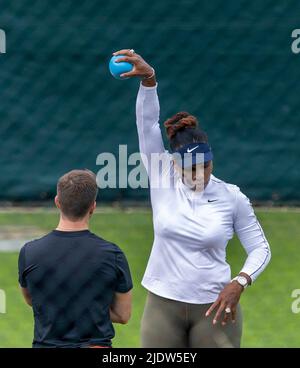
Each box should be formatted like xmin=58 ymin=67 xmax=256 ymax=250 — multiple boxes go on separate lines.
xmin=56 ymin=217 xmax=89 ymax=232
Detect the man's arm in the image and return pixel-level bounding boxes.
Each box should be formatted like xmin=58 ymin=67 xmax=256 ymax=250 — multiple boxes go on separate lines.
xmin=18 ymin=245 xmax=32 ymax=306
xmin=20 ymin=287 xmax=32 ymax=307
xmin=110 ymin=290 xmax=132 ymax=324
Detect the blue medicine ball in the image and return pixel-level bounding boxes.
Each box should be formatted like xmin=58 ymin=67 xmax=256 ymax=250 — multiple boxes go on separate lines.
xmin=109 ymin=55 xmax=133 ymax=80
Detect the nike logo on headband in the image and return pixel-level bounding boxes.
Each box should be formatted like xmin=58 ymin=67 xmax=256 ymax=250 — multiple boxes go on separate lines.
xmin=186 ymin=145 xmax=199 ymax=153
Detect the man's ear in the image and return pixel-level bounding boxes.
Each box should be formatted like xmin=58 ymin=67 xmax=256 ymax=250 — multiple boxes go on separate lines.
xmin=54 ymin=195 xmax=60 ymax=209
xmin=89 ymin=201 xmax=96 ymax=215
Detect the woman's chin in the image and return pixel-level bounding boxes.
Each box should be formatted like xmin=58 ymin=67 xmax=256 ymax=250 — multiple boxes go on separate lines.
xmin=184 ymin=182 xmax=204 ymax=192
xmin=194 ymin=185 xmax=204 ymax=192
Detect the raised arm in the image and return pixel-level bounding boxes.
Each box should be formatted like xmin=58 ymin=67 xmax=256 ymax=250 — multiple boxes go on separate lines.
xmin=113 ymin=50 xmax=165 ymax=177
xmin=135 ymin=83 xmax=165 ymax=170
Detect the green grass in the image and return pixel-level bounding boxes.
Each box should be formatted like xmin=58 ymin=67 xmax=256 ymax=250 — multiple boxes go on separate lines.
xmin=0 ymin=209 xmax=299 ymax=348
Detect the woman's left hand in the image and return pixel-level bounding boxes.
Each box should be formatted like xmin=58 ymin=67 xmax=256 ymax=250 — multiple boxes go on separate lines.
xmin=205 ymin=282 xmax=244 ymax=325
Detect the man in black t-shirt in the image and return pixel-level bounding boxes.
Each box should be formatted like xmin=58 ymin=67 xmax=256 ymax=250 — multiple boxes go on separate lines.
xmin=18 ymin=169 xmax=133 ymax=348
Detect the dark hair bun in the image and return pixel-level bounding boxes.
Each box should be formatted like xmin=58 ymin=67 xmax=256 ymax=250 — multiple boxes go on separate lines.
xmin=164 ymin=112 xmax=198 ymax=139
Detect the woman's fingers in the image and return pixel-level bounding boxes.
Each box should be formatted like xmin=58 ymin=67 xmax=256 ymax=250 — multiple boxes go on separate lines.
xmin=221 ymin=305 xmax=233 ymax=326
xmin=231 ymin=307 xmax=237 ymax=323
xmin=114 ymin=56 xmax=136 ymax=63
xmin=120 ymin=70 xmax=138 ymax=78
xmin=205 ymin=298 xmax=220 ymax=317
xmin=212 ymin=302 xmax=226 ymax=325
xmin=206 ymin=297 xmax=238 ymax=325
xmin=113 ymin=49 xmax=135 ymax=57
xmin=221 ymin=313 xmax=229 ymax=326
xmin=206 ymin=282 xmax=242 ymax=325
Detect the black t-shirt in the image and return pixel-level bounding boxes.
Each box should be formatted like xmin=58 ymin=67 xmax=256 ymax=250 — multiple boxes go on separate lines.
xmin=18 ymin=229 xmax=133 ymax=348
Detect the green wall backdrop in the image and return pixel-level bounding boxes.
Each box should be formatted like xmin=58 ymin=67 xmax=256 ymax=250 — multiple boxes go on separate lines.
xmin=0 ymin=0 xmax=299 ymax=202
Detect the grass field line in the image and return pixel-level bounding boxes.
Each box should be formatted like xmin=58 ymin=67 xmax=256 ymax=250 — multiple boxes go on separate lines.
xmin=0 ymin=206 xmax=151 ymax=214
xmin=0 ymin=206 xmax=299 ymax=214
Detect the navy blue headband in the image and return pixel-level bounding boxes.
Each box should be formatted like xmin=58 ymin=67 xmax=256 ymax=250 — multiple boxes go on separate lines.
xmin=172 ymin=143 xmax=213 ymax=168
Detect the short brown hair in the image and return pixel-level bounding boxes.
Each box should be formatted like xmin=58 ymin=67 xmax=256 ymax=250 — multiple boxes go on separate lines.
xmin=57 ymin=169 xmax=98 ymax=220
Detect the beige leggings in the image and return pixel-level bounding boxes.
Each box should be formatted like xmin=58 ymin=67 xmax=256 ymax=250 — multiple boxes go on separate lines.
xmin=141 ymin=291 xmax=242 ymax=348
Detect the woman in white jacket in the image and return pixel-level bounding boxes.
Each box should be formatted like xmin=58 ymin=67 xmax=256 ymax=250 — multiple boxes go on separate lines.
xmin=114 ymin=49 xmax=271 ymax=348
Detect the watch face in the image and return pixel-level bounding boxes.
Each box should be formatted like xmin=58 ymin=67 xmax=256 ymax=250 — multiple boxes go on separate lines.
xmin=238 ymin=276 xmax=248 ymax=286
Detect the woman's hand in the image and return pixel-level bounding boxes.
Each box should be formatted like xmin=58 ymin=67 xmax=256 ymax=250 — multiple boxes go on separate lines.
xmin=205 ymin=281 xmax=244 ymax=326
xmin=112 ymin=49 xmax=156 ymax=86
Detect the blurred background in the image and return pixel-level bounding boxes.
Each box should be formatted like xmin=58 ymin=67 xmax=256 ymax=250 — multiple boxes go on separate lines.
xmin=0 ymin=0 xmax=299 ymax=204
xmin=0 ymin=0 xmax=299 ymax=347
